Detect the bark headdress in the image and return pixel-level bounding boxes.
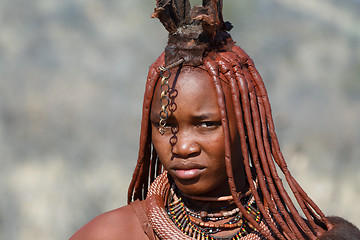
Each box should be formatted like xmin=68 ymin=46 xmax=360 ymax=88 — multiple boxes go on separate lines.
xmin=152 ymin=0 xmax=233 ymax=66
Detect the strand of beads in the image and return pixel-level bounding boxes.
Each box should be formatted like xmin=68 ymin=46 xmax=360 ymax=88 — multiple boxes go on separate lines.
xmin=186 ymin=207 xmax=240 ymax=221
xmin=166 ymin=196 xmax=262 ymax=240
xmin=189 ymin=215 xmax=244 ymax=230
xmin=183 ymin=194 xmax=255 ymax=222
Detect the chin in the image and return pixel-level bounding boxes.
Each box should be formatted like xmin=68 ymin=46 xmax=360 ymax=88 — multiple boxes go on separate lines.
xmin=175 ymin=181 xmax=225 ymax=197
xmin=178 ymin=185 xmax=208 ymax=196
xmin=173 ymin=180 xmax=207 ymax=196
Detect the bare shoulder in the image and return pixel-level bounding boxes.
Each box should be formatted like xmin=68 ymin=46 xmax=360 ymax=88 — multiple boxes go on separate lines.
xmin=69 ymin=203 xmax=149 ymax=240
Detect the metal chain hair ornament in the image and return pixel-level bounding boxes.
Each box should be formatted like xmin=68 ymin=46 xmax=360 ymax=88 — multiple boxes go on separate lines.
xmin=158 ymin=66 xmax=171 ymax=135
xmin=128 ymin=0 xmax=333 ymax=239
xmin=158 ymin=58 xmax=185 ymax=135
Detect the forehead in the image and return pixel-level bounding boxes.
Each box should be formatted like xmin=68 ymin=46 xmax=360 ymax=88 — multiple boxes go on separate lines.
xmin=151 ymin=67 xmax=218 ymax=113
xmin=172 ymin=67 xmax=214 ymax=96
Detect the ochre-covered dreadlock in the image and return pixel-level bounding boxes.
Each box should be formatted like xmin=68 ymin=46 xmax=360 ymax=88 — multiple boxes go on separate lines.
xmin=128 ymin=0 xmax=332 ymax=239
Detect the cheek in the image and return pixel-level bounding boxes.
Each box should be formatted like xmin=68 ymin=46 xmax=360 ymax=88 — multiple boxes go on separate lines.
xmin=151 ymin=127 xmax=171 ymax=165
xmin=151 ymin=128 xmax=162 ymax=156
xmin=203 ymin=134 xmax=226 ymax=167
xmin=204 ymin=128 xmax=239 ymax=175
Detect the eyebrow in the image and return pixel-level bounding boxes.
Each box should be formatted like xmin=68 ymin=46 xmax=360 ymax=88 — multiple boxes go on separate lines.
xmin=192 ymin=113 xmax=219 ymax=121
xmin=150 ymin=112 xmax=219 ymax=122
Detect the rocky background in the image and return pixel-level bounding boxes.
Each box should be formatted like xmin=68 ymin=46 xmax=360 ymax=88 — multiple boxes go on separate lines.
xmin=0 ymin=0 xmax=359 ymax=239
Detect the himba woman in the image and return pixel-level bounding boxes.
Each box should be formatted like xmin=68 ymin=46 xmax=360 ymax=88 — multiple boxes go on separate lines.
xmin=70 ymin=1 xmax=360 ymax=239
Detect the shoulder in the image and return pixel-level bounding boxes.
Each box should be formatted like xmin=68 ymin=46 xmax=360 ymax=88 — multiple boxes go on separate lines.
xmin=69 ymin=201 xmax=150 ymax=240
xmin=317 ymin=216 xmax=360 ymax=240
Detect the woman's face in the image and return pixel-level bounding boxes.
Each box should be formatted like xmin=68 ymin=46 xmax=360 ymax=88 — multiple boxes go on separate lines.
xmin=150 ymin=66 xmax=246 ymax=197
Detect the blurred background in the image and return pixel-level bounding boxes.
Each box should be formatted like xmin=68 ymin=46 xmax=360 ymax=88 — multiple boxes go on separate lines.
xmin=0 ymin=0 xmax=359 ymax=239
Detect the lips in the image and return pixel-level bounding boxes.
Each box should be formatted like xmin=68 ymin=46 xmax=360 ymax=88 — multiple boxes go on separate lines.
xmin=171 ymin=162 xmax=205 ymax=180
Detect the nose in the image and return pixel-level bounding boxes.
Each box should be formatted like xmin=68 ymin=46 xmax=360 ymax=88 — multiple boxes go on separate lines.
xmin=171 ymin=131 xmax=200 ymax=159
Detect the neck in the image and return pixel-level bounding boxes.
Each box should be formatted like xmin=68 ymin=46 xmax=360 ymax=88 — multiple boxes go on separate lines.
xmin=172 ymin=184 xmax=251 ymax=213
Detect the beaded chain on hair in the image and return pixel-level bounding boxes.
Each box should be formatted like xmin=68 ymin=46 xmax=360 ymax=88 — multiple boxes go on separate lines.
xmin=158 ymin=66 xmax=171 ymax=135
xmin=128 ymin=0 xmax=333 ymax=239
xmin=158 ymin=59 xmax=184 ymax=135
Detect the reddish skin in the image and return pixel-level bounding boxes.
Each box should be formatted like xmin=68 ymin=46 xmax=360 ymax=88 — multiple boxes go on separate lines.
xmin=68 ymin=65 xmax=360 ymax=240
xmin=69 ymin=205 xmax=149 ymax=240
xmin=69 ymin=67 xmax=248 ymax=240
xmin=150 ymin=66 xmax=247 ymax=197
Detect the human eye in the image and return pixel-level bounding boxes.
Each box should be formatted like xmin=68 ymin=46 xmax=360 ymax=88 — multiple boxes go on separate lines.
xmin=198 ymin=121 xmax=221 ymax=130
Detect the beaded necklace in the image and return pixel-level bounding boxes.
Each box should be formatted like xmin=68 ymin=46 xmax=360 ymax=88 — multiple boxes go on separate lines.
xmin=183 ymin=194 xmax=252 ymax=222
xmin=185 ymin=205 xmax=240 ymax=221
xmin=166 ymin=191 xmax=262 ymax=240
